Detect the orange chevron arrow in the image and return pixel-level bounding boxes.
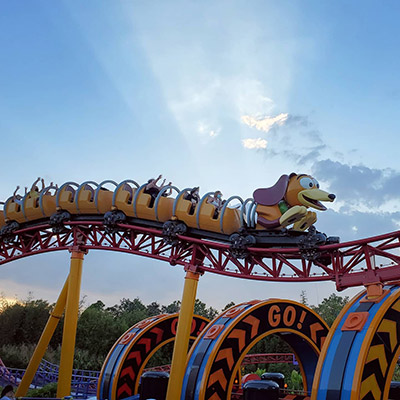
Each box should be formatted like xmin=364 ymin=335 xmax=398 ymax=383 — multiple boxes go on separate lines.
xmin=366 ymin=344 xmax=388 ymax=373
xmin=310 ymin=323 xmax=324 ymax=344
xmin=360 ymin=374 xmax=381 ymax=399
xmin=117 ymin=383 xmax=132 ymax=398
xmin=378 ymin=319 xmax=397 ymax=351
xmin=392 ymin=299 xmax=400 ymax=312
xmin=207 ymin=368 xmax=227 ymax=390
xmin=243 ymin=315 xmax=260 ymax=338
xmin=150 ymin=327 xmax=164 ymax=344
xmin=138 ymin=337 xmax=152 ymax=352
xmin=228 ymin=329 xmax=246 ymax=351
xmin=209 ymin=393 xmax=222 ymax=400
xmin=215 ymin=348 xmax=234 ymax=369
xmin=127 ymin=350 xmax=141 ymax=365
xmin=120 ymin=366 xmax=135 ymax=381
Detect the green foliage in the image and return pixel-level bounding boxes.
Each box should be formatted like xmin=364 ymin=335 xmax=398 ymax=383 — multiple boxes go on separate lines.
xmin=161 ymin=300 xmax=181 ymax=314
xmin=27 ymin=382 xmax=58 ymax=398
xmin=254 ymin=368 xmax=266 ymax=377
xmin=76 ymin=301 xmax=125 ymax=359
xmin=300 ymin=290 xmax=308 ymax=306
xmin=0 ymin=297 xmax=63 ymax=349
xmin=0 ymin=291 xmax=352 ymax=375
xmin=193 ymin=299 xmax=218 ymax=320
xmin=221 ymin=302 xmax=235 ymax=312
xmin=312 ymin=293 xmax=349 ymax=326
xmin=0 ymin=343 xmax=60 ymax=369
xmin=288 ymin=369 xmax=303 ymax=391
xmin=393 ymin=364 xmax=400 ymax=381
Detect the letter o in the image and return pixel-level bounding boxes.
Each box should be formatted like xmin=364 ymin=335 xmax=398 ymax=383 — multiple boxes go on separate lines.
xmin=283 ymin=306 xmax=296 ymax=327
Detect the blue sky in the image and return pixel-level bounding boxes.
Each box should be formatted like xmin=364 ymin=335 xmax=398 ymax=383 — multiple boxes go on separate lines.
xmin=1 ymin=1 xmax=400 ymax=310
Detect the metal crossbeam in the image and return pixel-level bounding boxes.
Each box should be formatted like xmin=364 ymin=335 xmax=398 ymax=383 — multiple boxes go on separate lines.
xmin=1 ymin=220 xmax=400 ymax=290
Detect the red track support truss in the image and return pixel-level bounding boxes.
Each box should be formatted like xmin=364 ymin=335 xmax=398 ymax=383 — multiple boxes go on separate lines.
xmin=1 ymin=220 xmax=400 ymax=290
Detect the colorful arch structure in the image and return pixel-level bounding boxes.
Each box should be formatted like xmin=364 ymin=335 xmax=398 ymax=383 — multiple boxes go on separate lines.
xmin=98 ymin=313 xmax=209 ymax=400
xmin=312 ymin=284 xmax=400 ymax=400
xmin=181 ymin=300 xmax=329 ymax=400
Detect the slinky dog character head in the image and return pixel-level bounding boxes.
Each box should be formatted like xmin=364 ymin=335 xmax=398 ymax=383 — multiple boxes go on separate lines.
xmin=253 ymin=173 xmax=335 ymax=210
xmin=286 ymin=173 xmax=335 ymax=209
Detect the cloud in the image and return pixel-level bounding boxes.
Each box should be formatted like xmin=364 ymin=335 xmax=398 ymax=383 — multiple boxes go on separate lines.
xmin=241 ymin=113 xmax=289 ymax=132
xmin=198 ymin=121 xmax=220 ymax=138
xmin=242 ymin=138 xmax=268 ymax=149
xmin=311 ymin=159 xmax=400 ymax=211
xmin=316 ymin=208 xmax=400 ymax=241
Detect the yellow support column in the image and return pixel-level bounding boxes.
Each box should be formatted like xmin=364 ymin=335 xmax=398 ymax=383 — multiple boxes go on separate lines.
xmin=57 ymin=250 xmax=85 ymax=398
xmin=166 ymin=270 xmax=200 ymax=400
xmin=16 ymin=277 xmax=69 ymax=397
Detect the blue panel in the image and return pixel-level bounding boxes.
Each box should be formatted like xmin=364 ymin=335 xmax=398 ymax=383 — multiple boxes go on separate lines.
xmin=181 ymin=304 xmax=256 ymax=400
xmin=317 ymin=293 xmax=366 ymax=400
xmin=317 ymin=285 xmax=398 ymax=400
xmin=341 ymin=286 xmax=397 ymax=399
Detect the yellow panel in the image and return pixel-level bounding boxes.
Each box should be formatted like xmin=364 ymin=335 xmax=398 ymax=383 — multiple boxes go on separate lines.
xmin=136 ymin=193 xmax=157 ymax=221
xmin=156 ymin=197 xmax=174 ymax=222
xmin=197 ymin=204 xmax=241 ymax=234
xmin=135 ymin=194 xmax=174 ymax=222
xmin=198 ymin=203 xmax=221 ymax=233
xmin=58 ymin=190 xmax=78 ymax=213
xmin=77 ymin=190 xmax=96 ymax=214
xmin=5 ymin=201 xmax=26 ymax=223
xmin=222 ymin=208 xmax=241 ymax=235
xmin=24 ymin=195 xmax=44 ymax=221
xmin=114 ymin=189 xmax=136 ymax=217
xmin=96 ymin=190 xmax=113 ymax=214
xmin=175 ymin=198 xmax=197 ymax=228
xmin=41 ymin=195 xmax=57 ymax=217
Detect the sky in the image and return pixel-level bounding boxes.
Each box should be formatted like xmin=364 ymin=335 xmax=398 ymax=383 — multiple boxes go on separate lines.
xmin=1 ymin=0 xmax=400 ymax=311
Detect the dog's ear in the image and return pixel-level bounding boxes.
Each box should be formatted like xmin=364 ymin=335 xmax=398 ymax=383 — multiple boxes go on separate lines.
xmin=253 ymin=175 xmax=289 ymax=206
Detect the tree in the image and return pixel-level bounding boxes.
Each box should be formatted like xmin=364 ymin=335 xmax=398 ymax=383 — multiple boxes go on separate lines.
xmin=312 ymin=293 xmax=349 ymax=326
xmin=161 ymin=300 xmax=181 ymax=314
xmin=0 ymin=299 xmax=59 ymax=346
xmin=299 ymin=291 xmax=308 ymax=306
xmin=221 ymin=302 xmax=235 ymax=312
xmin=146 ymin=301 xmax=161 ymax=316
xmin=76 ymin=301 xmax=125 ymax=360
xmin=194 ymin=299 xmax=218 ymax=320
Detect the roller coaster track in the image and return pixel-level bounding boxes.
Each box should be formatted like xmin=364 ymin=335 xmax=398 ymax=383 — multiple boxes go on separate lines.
xmin=1 ymin=217 xmax=400 ymax=291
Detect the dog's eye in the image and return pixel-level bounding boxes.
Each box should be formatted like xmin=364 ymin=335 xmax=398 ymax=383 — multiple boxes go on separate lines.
xmin=300 ymin=177 xmax=314 ymax=189
xmin=313 ymin=178 xmax=320 ymax=188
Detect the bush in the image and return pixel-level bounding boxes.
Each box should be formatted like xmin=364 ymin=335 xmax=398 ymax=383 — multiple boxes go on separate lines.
xmin=27 ymin=382 xmax=58 ymax=398
xmin=0 ymin=344 xmax=60 ymax=369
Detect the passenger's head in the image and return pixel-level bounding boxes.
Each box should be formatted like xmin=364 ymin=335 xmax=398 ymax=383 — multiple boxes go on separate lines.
xmin=191 ymin=187 xmax=199 ymax=194
xmin=1 ymin=385 xmax=14 ymax=398
xmin=215 ymin=190 xmax=222 ymax=198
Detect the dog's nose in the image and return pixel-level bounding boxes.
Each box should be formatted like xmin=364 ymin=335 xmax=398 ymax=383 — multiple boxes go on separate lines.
xmin=328 ymin=194 xmax=336 ymax=201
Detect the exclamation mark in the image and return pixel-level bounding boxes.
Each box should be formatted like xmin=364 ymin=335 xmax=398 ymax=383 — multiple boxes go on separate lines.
xmin=297 ymin=310 xmax=306 ymax=329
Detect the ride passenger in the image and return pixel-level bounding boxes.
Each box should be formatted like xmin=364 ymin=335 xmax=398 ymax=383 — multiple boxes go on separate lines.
xmin=12 ymin=185 xmax=27 ymax=205
xmin=207 ymin=190 xmax=225 ymax=218
xmin=0 ymin=385 xmax=15 ymax=400
xmin=28 ymin=177 xmax=45 ymax=199
xmin=144 ymin=175 xmax=172 ymax=207
xmin=183 ymin=186 xmax=200 ymax=214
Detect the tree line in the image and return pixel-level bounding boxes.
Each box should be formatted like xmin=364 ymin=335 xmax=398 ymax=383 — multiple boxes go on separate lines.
xmin=0 ymin=291 xmax=348 ymax=371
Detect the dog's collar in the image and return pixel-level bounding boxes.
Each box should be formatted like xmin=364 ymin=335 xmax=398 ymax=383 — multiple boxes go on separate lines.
xmin=278 ymin=200 xmax=290 ymax=215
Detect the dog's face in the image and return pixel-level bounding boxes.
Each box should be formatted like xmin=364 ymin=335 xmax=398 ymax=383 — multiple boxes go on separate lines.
xmin=285 ymin=174 xmax=335 ymax=210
